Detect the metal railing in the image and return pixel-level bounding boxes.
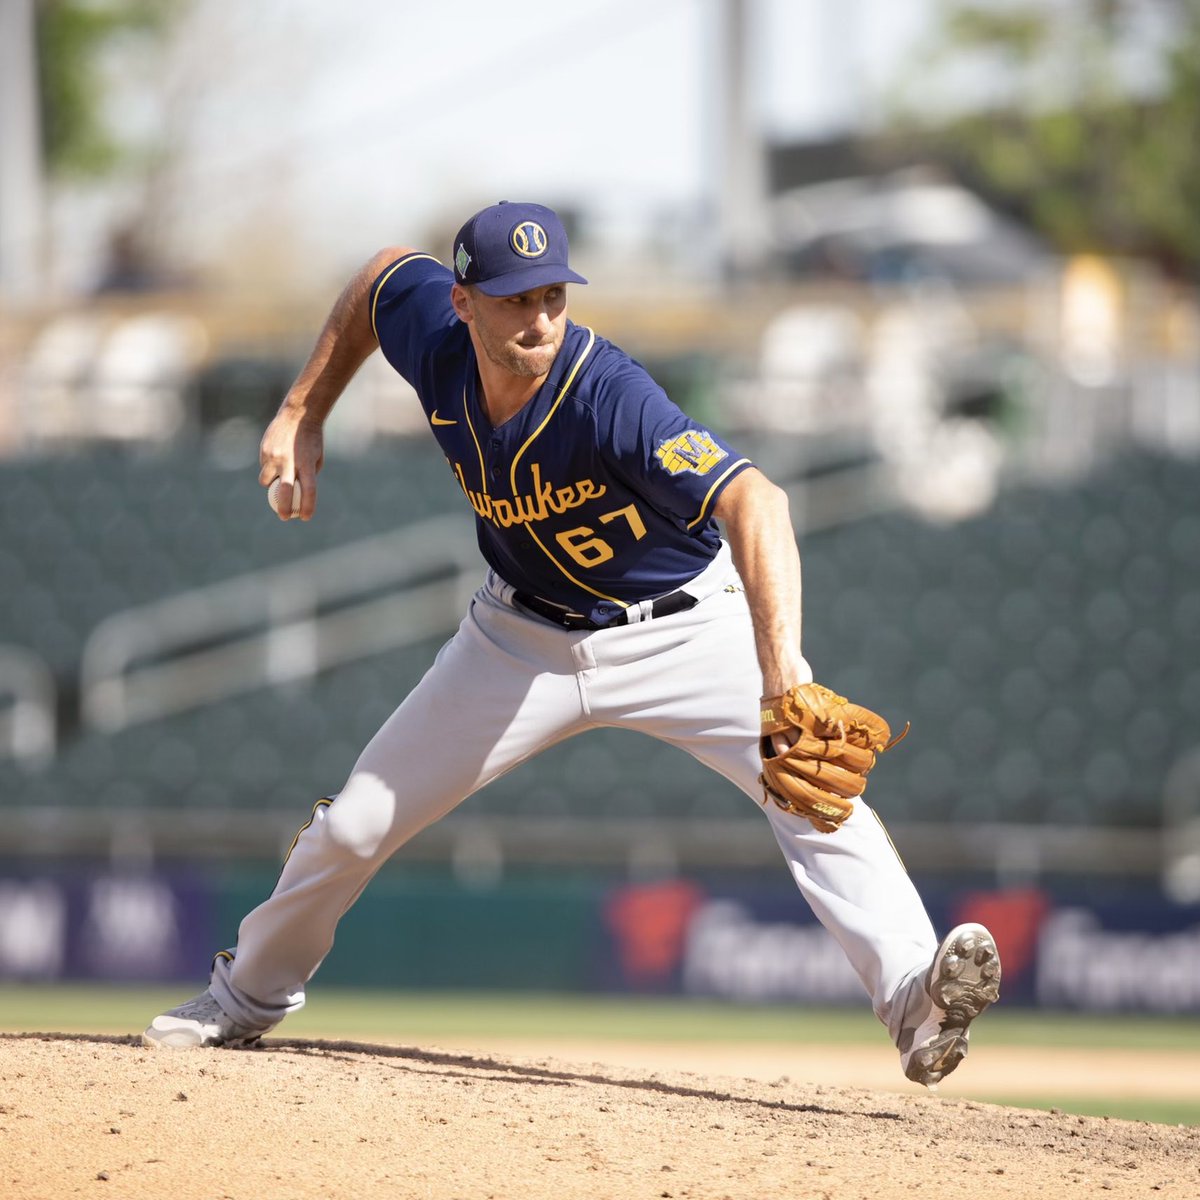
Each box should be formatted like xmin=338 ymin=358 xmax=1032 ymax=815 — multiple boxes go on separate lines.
xmin=76 ymin=464 xmax=897 ymax=734
xmin=0 ymin=645 xmax=56 ymax=766
xmin=8 ymin=460 xmax=1183 ymax=886
xmin=80 ymin=512 xmax=481 ymax=732
xmin=0 ymin=804 xmax=1168 ymax=885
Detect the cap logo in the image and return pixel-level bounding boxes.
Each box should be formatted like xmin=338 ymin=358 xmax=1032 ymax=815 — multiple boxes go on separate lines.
xmin=510 ymin=221 xmax=548 ymax=259
xmin=454 ymin=243 xmax=472 ymax=277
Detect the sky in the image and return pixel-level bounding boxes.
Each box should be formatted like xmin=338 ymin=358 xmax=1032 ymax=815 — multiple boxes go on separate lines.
xmin=28 ymin=0 xmax=1183 ymax=297
xmin=128 ymin=0 xmax=936 ymax=288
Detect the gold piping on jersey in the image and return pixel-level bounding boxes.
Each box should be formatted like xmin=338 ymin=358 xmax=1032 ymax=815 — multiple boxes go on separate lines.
xmin=525 ymin=523 xmax=630 ymax=608
xmin=369 ymin=253 xmax=441 ymax=340
xmin=685 ymin=458 xmax=752 ymax=530
xmin=452 ymin=462 xmax=494 ymax=520
xmin=508 ymin=327 xmax=597 ymax=494
xmin=503 ymin=327 xmax=618 ymax=606
xmin=462 ymin=385 xmax=489 ymax=497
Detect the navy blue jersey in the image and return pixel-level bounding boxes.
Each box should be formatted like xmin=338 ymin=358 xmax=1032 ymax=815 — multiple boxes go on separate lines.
xmin=370 ymin=253 xmax=754 ymax=624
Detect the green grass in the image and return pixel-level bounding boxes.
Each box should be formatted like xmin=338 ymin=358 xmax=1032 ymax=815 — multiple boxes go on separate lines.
xmin=2 ymin=985 xmax=1200 ymax=1049
xmin=0 ymin=985 xmax=862 ymax=1041
xmin=981 ymin=1096 xmax=1200 ymax=1127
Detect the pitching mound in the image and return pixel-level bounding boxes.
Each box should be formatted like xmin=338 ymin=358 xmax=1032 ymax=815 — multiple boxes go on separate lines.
xmin=1 ymin=1034 xmax=1196 ymax=1199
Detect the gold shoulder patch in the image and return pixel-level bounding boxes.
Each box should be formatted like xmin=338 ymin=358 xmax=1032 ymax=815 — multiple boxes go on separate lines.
xmin=654 ymin=430 xmax=728 ymax=476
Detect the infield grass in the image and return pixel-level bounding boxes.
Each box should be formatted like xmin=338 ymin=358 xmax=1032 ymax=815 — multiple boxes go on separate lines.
xmin=3 ymin=985 xmax=1200 ymax=1049
xmin=991 ymin=1097 xmax=1199 ymax=1126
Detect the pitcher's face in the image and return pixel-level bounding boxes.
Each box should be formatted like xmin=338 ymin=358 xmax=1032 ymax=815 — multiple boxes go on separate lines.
xmin=453 ymin=283 xmax=568 ymax=379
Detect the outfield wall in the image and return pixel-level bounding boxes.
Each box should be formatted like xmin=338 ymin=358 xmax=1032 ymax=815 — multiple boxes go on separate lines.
xmin=1 ymin=862 xmax=1198 ymax=1014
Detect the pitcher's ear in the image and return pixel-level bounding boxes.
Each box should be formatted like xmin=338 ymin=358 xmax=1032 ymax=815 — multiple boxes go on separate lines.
xmin=450 ymin=282 xmax=473 ymax=322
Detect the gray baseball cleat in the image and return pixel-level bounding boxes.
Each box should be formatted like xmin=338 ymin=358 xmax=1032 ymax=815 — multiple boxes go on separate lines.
xmin=898 ymin=923 xmax=1002 ymax=1088
xmin=142 ymin=988 xmax=272 ymax=1050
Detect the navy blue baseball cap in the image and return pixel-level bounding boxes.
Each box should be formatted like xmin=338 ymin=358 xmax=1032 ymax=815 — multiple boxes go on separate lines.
xmin=452 ymin=201 xmax=588 ymax=296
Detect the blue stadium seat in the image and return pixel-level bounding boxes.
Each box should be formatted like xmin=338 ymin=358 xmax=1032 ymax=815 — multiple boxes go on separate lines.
xmin=0 ymin=446 xmax=1196 ymax=835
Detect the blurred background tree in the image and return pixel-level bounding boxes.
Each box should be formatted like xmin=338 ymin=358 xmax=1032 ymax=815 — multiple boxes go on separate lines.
xmin=30 ymin=0 xmax=185 ymax=292
xmin=895 ymin=0 xmax=1200 ymax=279
xmin=36 ymin=0 xmax=175 ymax=179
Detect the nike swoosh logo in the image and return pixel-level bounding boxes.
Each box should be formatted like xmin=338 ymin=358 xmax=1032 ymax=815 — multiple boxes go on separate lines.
xmin=431 ymin=411 xmax=457 ymax=426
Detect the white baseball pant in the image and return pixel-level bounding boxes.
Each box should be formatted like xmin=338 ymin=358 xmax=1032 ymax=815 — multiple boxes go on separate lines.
xmin=210 ymin=543 xmax=937 ymax=1036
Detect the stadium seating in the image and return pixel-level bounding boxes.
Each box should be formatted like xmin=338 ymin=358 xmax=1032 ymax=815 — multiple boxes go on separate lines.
xmin=0 ymin=445 xmax=1196 ymax=835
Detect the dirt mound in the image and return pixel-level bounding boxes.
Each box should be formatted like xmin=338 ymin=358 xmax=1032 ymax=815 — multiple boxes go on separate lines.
xmin=1 ymin=1034 xmax=1196 ymax=1199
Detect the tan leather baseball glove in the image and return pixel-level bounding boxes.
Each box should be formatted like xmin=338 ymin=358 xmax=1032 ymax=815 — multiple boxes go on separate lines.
xmin=759 ymin=682 xmax=908 ymax=833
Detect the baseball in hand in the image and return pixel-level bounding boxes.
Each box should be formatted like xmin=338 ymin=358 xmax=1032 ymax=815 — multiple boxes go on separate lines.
xmin=268 ymin=477 xmax=302 ymax=518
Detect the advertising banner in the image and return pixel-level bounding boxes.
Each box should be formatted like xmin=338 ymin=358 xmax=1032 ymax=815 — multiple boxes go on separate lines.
xmin=3 ymin=863 xmax=1200 ymax=1013
xmin=0 ymin=867 xmax=213 ymax=983
xmin=597 ymin=878 xmax=1200 ymax=1014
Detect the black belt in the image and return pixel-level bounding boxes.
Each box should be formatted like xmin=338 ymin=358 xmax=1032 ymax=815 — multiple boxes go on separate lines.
xmin=513 ymin=589 xmax=698 ymax=630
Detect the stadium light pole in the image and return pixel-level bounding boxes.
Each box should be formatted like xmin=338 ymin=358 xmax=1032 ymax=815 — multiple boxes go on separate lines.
xmin=710 ymin=0 xmax=769 ymax=282
xmin=0 ymin=0 xmax=47 ymax=306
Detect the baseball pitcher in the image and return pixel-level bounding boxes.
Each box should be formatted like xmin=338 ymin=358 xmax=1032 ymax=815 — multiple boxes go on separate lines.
xmin=143 ymin=201 xmax=1000 ymax=1087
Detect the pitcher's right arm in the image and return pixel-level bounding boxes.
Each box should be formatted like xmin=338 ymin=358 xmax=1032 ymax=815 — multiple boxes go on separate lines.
xmin=259 ymin=246 xmax=416 ymax=520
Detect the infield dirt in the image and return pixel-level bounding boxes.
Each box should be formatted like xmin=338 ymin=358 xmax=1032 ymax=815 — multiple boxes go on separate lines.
xmin=1 ymin=1033 xmax=1196 ymax=1199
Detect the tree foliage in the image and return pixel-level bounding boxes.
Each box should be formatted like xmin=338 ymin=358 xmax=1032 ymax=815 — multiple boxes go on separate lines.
xmin=35 ymin=0 xmax=174 ymax=178
xmin=898 ymin=0 xmax=1200 ymax=278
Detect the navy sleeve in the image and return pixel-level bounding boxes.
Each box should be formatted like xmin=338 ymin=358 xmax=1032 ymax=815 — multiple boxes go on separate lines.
xmin=594 ymin=352 xmax=754 ymax=532
xmin=369 ymin=254 xmax=457 ymax=386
